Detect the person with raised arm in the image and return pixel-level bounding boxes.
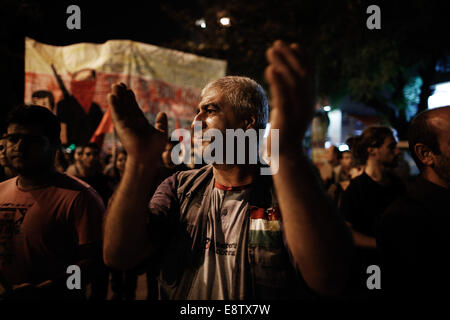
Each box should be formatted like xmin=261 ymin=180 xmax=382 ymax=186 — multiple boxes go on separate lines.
xmin=103 ymin=41 xmax=353 ymax=299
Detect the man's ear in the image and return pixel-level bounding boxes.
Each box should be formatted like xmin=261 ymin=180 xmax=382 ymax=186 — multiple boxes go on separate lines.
xmin=367 ymin=147 xmax=376 ymax=157
xmin=244 ymin=116 xmax=256 ymax=130
xmin=414 ymin=143 xmax=435 ymax=167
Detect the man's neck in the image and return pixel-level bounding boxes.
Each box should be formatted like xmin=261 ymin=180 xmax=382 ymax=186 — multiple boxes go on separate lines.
xmin=422 ymin=169 xmax=449 ymax=189
xmin=18 ymin=168 xmax=57 ymax=189
xmin=364 ymin=159 xmax=388 ymax=184
xmin=212 ymin=164 xmax=258 ymax=187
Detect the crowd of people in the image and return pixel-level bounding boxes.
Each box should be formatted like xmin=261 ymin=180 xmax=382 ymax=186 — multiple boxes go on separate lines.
xmin=0 ymin=40 xmax=449 ymax=300
xmin=0 ymin=115 xmax=182 ymax=300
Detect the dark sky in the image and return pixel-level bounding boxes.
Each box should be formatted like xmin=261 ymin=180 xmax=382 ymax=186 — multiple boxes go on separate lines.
xmin=1 ymin=0 xmax=203 ymax=124
xmin=6 ymin=1 xmax=190 ymax=47
xmin=1 ymin=0 xmax=448 ymax=130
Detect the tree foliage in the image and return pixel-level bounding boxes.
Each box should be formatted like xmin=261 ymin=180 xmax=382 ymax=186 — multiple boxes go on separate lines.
xmin=160 ymin=0 xmax=449 ymax=138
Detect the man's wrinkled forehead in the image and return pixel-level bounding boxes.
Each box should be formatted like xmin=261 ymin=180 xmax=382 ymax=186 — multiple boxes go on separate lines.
xmin=199 ymin=87 xmax=222 ymax=106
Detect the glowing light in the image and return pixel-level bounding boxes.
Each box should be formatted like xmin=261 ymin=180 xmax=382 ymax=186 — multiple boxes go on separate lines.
xmin=195 ymin=18 xmax=206 ymax=29
xmin=428 ymin=81 xmax=450 ymax=109
xmin=219 ymin=17 xmax=230 ymax=26
xmin=323 ymin=106 xmax=331 ymax=112
xmin=338 ymin=144 xmax=349 ymax=152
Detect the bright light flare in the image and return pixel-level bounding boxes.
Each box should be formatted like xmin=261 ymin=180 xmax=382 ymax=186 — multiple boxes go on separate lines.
xmin=195 ymin=18 xmax=206 ymax=29
xmin=219 ymin=17 xmax=230 ymax=26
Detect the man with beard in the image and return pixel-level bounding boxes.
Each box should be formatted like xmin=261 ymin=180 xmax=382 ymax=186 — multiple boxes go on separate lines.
xmin=0 ymin=105 xmax=104 ymax=299
xmin=339 ymin=126 xmax=405 ymax=297
xmin=378 ymin=106 xmax=450 ymax=298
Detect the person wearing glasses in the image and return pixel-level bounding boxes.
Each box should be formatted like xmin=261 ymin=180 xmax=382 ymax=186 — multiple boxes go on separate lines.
xmin=0 ymin=105 xmax=104 ymax=300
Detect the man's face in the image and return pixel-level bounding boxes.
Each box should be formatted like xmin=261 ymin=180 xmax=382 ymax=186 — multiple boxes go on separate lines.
xmin=4 ymin=123 xmax=53 ymax=175
xmin=341 ymin=152 xmax=353 ymax=170
xmin=326 ymin=147 xmax=339 ymax=165
xmin=115 ymin=152 xmax=127 ymax=173
xmin=429 ymin=113 xmax=450 ymax=186
xmin=32 ymin=97 xmax=52 ymax=112
xmin=0 ymin=139 xmax=7 ymax=167
xmin=74 ymin=147 xmax=83 ymax=162
xmin=375 ymin=136 xmax=400 ymax=168
xmin=81 ymin=147 xmax=99 ymax=169
xmin=191 ymin=88 xmax=244 ymax=152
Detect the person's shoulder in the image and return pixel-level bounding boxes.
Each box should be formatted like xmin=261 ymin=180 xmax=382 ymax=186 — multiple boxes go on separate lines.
xmin=175 ymin=164 xmax=213 ymax=184
xmin=65 ymin=164 xmax=77 ymax=175
xmin=61 ymin=173 xmax=106 ymax=210
xmin=0 ymin=177 xmax=18 ymax=191
xmin=53 ymin=173 xmax=102 ymax=198
xmin=153 ymin=165 xmax=213 ymax=200
xmin=382 ymin=192 xmax=424 ymax=226
xmin=343 ymin=174 xmax=366 ymax=194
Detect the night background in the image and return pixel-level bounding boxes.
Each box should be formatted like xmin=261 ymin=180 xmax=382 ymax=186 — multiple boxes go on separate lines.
xmin=1 ymin=0 xmax=449 ymax=139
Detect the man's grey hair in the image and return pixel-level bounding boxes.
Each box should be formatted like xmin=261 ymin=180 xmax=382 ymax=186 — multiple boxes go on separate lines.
xmin=202 ymin=76 xmax=269 ymax=130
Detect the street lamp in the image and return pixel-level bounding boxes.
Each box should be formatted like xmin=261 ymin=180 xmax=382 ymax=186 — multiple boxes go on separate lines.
xmin=195 ymin=18 xmax=206 ymax=29
xmin=219 ymin=17 xmax=230 ymax=26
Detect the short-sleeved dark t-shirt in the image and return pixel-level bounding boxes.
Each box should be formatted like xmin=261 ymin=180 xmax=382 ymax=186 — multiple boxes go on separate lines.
xmin=340 ymin=172 xmax=406 ymax=237
xmin=377 ymin=177 xmax=450 ymax=297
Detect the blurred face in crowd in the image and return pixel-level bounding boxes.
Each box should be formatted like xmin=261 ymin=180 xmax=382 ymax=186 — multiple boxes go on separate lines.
xmin=115 ymin=152 xmax=127 ymax=174
xmin=32 ymin=97 xmax=53 ymax=112
xmin=81 ymin=146 xmax=100 ymax=169
xmin=428 ymin=111 xmax=450 ymax=186
xmin=74 ymin=146 xmax=83 ymax=163
xmin=373 ymin=135 xmax=400 ymax=168
xmin=341 ymin=151 xmax=353 ymax=170
xmin=4 ymin=123 xmax=54 ymax=176
xmin=0 ymin=139 xmax=7 ymax=167
xmin=326 ymin=146 xmax=340 ymax=166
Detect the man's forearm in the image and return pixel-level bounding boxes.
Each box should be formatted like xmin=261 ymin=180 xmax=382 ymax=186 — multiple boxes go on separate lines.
xmin=103 ymin=158 xmax=158 ymax=269
xmin=273 ymin=150 xmax=353 ymax=296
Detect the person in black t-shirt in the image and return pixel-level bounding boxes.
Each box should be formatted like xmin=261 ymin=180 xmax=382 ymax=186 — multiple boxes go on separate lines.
xmin=378 ymin=106 xmax=450 ymax=299
xmin=339 ymin=126 xmax=405 ymax=297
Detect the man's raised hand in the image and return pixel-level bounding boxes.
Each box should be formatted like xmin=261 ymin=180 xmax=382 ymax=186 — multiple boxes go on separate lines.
xmin=108 ymin=83 xmax=167 ymax=162
xmin=265 ymin=40 xmax=315 ymax=152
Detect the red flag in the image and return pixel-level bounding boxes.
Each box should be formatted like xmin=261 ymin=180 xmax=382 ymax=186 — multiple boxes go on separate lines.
xmin=90 ymin=105 xmax=114 ymax=146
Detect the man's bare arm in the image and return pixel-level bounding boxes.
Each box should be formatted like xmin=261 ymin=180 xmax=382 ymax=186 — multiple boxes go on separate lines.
xmin=265 ymin=41 xmax=353 ymax=296
xmin=103 ymin=83 xmax=167 ymax=270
